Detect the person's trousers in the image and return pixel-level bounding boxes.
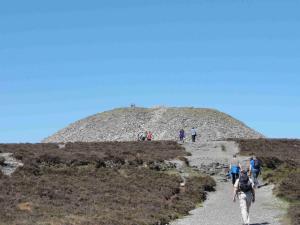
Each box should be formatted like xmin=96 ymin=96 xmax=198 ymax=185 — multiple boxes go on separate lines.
xmin=251 ymin=170 xmax=260 ymax=187
xmin=231 ymin=172 xmax=239 ymax=185
xmin=192 ymin=135 xmax=196 ymax=142
xmin=238 ymin=191 xmax=253 ymax=225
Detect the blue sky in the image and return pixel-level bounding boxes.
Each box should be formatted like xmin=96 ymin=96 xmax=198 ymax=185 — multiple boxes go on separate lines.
xmin=1 ymin=0 xmax=299 ymax=143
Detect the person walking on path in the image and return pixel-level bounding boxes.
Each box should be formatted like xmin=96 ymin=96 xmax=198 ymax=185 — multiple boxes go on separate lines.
xmin=249 ymin=156 xmax=261 ymax=188
xmin=191 ymin=127 xmax=197 ymax=142
xmin=179 ymin=129 xmax=185 ymax=143
xmin=230 ymin=154 xmax=241 ymax=186
xmin=146 ymin=131 xmax=153 ymax=141
xmin=233 ymin=169 xmax=255 ymax=225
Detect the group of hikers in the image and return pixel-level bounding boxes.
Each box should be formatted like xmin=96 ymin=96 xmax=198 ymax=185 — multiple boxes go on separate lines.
xmin=138 ymin=127 xmax=199 ymax=142
xmin=138 ymin=131 xmax=153 ymax=141
xmin=118 ymin=127 xmax=266 ymax=225
xmin=138 ymin=127 xmax=262 ymax=225
xmin=179 ymin=127 xmax=198 ymax=142
xmin=230 ymin=154 xmax=262 ymax=225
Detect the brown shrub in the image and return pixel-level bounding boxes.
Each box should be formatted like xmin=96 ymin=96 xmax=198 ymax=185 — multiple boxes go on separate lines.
xmin=0 ymin=141 xmax=187 ymax=167
xmin=288 ymin=204 xmax=300 ymax=225
xmin=235 ymin=139 xmax=300 ymax=166
xmin=0 ymin=141 xmax=214 ymax=225
xmin=277 ymin=171 xmax=300 ymax=202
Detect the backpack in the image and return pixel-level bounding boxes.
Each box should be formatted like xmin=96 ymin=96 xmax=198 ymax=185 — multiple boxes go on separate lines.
xmin=239 ymin=172 xmax=252 ymax=193
xmin=253 ymin=159 xmax=261 ymax=170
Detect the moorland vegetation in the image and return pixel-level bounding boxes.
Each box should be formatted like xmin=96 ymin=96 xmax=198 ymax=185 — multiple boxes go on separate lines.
xmin=0 ymin=141 xmax=215 ymax=225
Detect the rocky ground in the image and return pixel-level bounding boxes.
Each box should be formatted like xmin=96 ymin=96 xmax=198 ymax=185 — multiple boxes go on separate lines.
xmin=171 ymin=141 xmax=287 ymax=225
xmin=43 ymin=107 xmax=263 ymax=143
xmin=0 ymin=153 xmax=23 ymax=175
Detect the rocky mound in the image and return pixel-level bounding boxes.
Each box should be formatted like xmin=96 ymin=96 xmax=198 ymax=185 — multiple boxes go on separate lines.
xmin=43 ymin=107 xmax=264 ymax=143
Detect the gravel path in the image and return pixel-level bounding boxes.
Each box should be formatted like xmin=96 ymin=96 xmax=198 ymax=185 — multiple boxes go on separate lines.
xmin=171 ymin=141 xmax=287 ymax=225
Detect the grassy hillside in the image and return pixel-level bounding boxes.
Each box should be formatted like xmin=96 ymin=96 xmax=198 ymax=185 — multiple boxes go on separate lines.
xmin=0 ymin=141 xmax=215 ymax=225
xmin=236 ymin=139 xmax=300 ymax=225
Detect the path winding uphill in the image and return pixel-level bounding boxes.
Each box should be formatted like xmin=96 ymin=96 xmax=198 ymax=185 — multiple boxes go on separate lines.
xmin=171 ymin=141 xmax=286 ymax=225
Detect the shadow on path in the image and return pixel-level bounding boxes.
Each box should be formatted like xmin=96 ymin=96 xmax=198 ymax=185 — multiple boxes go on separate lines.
xmin=250 ymin=222 xmax=270 ymax=225
xmin=257 ymin=182 xmax=269 ymax=189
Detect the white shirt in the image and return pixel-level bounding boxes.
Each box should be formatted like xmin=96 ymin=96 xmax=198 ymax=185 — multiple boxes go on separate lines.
xmin=191 ymin=128 xmax=197 ymax=135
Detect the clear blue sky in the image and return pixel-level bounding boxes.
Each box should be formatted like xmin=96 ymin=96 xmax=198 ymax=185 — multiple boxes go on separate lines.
xmin=1 ymin=0 xmax=299 ymax=143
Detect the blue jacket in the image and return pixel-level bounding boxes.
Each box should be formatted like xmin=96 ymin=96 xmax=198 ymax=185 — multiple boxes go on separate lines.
xmin=231 ymin=165 xmax=240 ymax=174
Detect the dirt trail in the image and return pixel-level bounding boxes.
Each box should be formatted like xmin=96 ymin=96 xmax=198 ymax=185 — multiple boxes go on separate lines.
xmin=171 ymin=141 xmax=287 ymax=225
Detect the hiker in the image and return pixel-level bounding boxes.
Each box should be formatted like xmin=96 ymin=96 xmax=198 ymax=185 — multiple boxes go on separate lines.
xmin=230 ymin=154 xmax=241 ymax=186
xmin=138 ymin=132 xmax=146 ymax=141
xmin=137 ymin=132 xmax=145 ymax=141
xmin=249 ymin=156 xmax=261 ymax=188
xmin=142 ymin=132 xmax=147 ymax=141
xmin=191 ymin=127 xmax=197 ymax=142
xmin=179 ymin=129 xmax=185 ymax=142
xmin=146 ymin=131 xmax=153 ymax=141
xmin=233 ymin=169 xmax=255 ymax=225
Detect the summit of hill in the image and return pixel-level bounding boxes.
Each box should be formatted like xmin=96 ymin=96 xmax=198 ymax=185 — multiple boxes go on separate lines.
xmin=43 ymin=107 xmax=264 ymax=143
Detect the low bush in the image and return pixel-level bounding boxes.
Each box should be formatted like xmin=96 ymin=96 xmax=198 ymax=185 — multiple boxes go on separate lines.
xmin=0 ymin=141 xmax=215 ymax=225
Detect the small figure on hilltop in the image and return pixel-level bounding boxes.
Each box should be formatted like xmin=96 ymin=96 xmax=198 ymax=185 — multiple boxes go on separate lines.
xmin=233 ymin=168 xmax=255 ymax=225
xmin=230 ymin=154 xmax=241 ymax=186
xmin=179 ymin=129 xmax=185 ymax=143
xmin=146 ymin=131 xmax=153 ymax=141
xmin=191 ymin=127 xmax=197 ymax=142
xmin=249 ymin=156 xmax=261 ymax=188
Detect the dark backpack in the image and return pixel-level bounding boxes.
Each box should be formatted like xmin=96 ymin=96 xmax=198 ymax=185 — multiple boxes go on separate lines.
xmin=239 ymin=173 xmax=252 ymax=193
xmin=253 ymin=159 xmax=261 ymax=170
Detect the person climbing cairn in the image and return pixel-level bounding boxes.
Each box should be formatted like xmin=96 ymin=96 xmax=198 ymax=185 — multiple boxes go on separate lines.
xmin=138 ymin=132 xmax=147 ymax=141
xmin=179 ymin=129 xmax=185 ymax=143
xmin=191 ymin=127 xmax=197 ymax=142
xmin=146 ymin=131 xmax=153 ymax=141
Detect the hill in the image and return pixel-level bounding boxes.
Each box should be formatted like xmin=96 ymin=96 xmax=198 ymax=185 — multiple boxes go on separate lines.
xmin=43 ymin=107 xmax=263 ymax=143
